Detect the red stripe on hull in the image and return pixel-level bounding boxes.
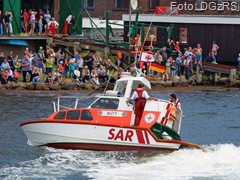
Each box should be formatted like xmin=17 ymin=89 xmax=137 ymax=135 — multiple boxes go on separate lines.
xmin=44 ymin=143 xmax=178 ymax=152
xmin=144 ymin=130 xmax=150 ymax=144
xmin=136 ymin=130 xmax=145 ymax=144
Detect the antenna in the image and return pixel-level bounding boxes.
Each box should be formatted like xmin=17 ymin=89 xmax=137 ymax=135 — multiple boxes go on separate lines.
xmin=130 ymin=0 xmax=138 ymax=10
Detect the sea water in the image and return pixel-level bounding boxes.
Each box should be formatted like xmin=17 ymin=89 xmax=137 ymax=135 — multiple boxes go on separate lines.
xmin=0 ymin=90 xmax=239 ymax=180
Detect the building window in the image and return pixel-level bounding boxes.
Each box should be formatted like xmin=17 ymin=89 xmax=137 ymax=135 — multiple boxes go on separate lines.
xmin=115 ymin=0 xmax=128 ymax=9
xmin=84 ymin=0 xmax=94 ymax=9
xmin=179 ymin=27 xmax=188 ymax=44
xmin=149 ymin=0 xmax=160 ymax=9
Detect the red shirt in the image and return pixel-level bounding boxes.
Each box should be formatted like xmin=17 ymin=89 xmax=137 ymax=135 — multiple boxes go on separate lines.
xmin=23 ymin=12 xmax=29 ymax=22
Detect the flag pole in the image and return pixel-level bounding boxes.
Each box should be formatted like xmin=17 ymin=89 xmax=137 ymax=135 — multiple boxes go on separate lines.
xmin=137 ymin=13 xmax=156 ymax=64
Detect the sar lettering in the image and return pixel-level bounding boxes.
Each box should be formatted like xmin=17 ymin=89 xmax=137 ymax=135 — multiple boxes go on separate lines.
xmin=108 ymin=128 xmax=134 ymax=141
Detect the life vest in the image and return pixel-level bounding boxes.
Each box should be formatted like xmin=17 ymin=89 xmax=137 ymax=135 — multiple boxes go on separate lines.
xmin=135 ymin=88 xmax=146 ymax=115
xmin=14 ymin=71 xmax=19 ymax=78
xmin=2 ymin=71 xmax=8 ymax=78
xmin=169 ymin=104 xmax=176 ymax=121
xmin=58 ymin=64 xmax=64 ymax=72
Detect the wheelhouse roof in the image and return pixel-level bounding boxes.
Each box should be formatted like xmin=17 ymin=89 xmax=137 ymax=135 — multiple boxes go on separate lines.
xmin=116 ymin=76 xmax=151 ymax=90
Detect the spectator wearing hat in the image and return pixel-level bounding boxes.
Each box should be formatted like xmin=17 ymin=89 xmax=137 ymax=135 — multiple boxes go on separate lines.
xmin=174 ymin=41 xmax=182 ymax=54
xmin=32 ymin=53 xmax=40 ymax=68
xmin=57 ymin=60 xmax=64 ymax=76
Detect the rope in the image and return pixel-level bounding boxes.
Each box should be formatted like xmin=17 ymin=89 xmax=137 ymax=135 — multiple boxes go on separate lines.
xmin=138 ymin=13 xmax=156 ymax=63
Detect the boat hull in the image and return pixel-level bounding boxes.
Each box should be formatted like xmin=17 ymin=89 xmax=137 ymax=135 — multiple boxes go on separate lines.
xmin=21 ymin=121 xmax=181 ymax=151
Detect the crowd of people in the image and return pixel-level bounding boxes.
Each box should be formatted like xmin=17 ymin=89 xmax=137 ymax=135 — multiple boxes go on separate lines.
xmin=21 ymin=8 xmax=70 ymax=37
xmin=136 ymin=39 xmax=220 ymax=81
xmin=0 ymin=46 xmax=124 ymax=85
xmin=0 ymin=8 xmax=74 ymax=37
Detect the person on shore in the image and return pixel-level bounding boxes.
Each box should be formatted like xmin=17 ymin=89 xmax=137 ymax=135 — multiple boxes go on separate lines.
xmin=32 ymin=67 xmax=41 ymax=84
xmin=29 ymin=11 xmax=36 ymax=36
xmin=73 ymin=66 xmax=83 ymax=83
xmin=7 ymin=51 xmax=14 ymax=70
xmin=195 ymin=50 xmax=203 ymax=71
xmin=174 ymin=41 xmax=181 ymax=54
xmin=204 ymin=52 xmax=214 ymax=63
xmin=46 ymin=17 xmax=59 ymax=37
xmin=117 ymin=51 xmax=122 ymax=67
xmin=13 ymin=69 xmax=19 ymax=83
xmin=126 ymin=84 xmax=158 ymax=126
xmin=211 ymin=41 xmax=219 ymax=63
xmin=0 ymin=10 xmax=3 ymax=36
xmin=96 ymin=65 xmax=109 ymax=83
xmin=62 ymin=15 xmax=74 ymax=35
xmin=1 ymin=69 xmax=8 ymax=85
xmin=45 ymin=55 xmax=53 ymax=75
xmin=237 ymin=53 xmax=240 ymax=69
xmin=53 ymin=69 xmax=62 ymax=83
xmin=1 ymin=57 xmax=10 ymax=72
xmin=176 ymin=53 xmax=182 ymax=76
xmin=55 ymin=47 xmax=65 ymax=67
xmin=68 ymin=55 xmax=76 ymax=78
xmin=38 ymin=15 xmax=43 ymax=35
xmin=21 ymin=55 xmax=32 ymax=83
xmin=169 ymin=93 xmax=182 ymax=111
xmin=45 ymin=72 xmax=53 ymax=84
xmin=184 ymin=57 xmax=190 ymax=81
xmin=91 ymin=68 xmax=100 ymax=85
xmin=58 ymin=61 xmax=64 ymax=76
xmin=160 ymin=47 xmax=168 ymax=65
xmin=23 ymin=9 xmax=29 ymax=33
xmin=83 ymin=52 xmax=94 ymax=74
xmin=44 ymin=10 xmax=51 ymax=29
xmin=82 ymin=65 xmax=90 ymax=83
xmin=7 ymin=66 xmax=14 ymax=82
xmin=77 ymin=54 xmax=84 ymax=78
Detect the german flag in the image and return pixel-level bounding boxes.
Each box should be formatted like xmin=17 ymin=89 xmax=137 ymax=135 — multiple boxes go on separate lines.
xmin=150 ymin=62 xmax=165 ymax=73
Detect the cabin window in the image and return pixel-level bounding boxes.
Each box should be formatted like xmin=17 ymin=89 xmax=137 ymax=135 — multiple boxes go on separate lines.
xmin=66 ymin=110 xmax=80 ymax=120
xmin=114 ymin=0 xmax=128 ymax=9
xmin=91 ymin=98 xmax=119 ymax=109
xmin=179 ymin=27 xmax=188 ymax=44
xmin=54 ymin=112 xmax=66 ymax=119
xmin=81 ymin=110 xmax=93 ymax=120
xmin=149 ymin=0 xmax=160 ymax=9
xmin=84 ymin=0 xmax=94 ymax=9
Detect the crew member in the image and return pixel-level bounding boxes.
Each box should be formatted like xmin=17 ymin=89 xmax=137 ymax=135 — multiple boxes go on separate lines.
xmin=62 ymin=15 xmax=74 ymax=35
xmin=169 ymin=93 xmax=181 ymax=111
xmin=46 ymin=17 xmax=59 ymax=37
xmin=127 ymin=84 xmax=158 ymax=126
